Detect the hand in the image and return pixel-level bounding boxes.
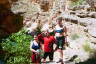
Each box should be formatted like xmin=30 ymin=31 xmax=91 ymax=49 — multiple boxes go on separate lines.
xmin=65 ymin=42 xmax=69 ymax=47
xmin=53 ymin=49 xmax=57 ymax=52
xmin=35 ymin=51 xmax=39 ymax=54
xmin=33 ymin=28 xmax=37 ymax=31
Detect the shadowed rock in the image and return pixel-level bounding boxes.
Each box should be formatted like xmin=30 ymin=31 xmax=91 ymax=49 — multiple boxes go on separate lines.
xmin=0 ymin=0 xmax=23 ymax=39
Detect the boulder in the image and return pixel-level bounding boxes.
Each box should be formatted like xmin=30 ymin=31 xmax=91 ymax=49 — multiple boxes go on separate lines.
xmin=90 ymin=37 xmax=96 ymax=44
xmin=76 ymin=14 xmax=87 ymax=18
xmin=88 ymin=12 xmax=96 ymax=18
xmin=78 ymin=18 xmax=93 ymax=26
xmin=88 ymin=27 xmax=96 ymax=38
xmin=70 ymin=11 xmax=76 ymax=15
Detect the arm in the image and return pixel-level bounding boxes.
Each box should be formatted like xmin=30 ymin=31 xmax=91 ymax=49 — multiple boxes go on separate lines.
xmin=38 ymin=34 xmax=44 ymax=51
xmin=53 ymin=36 xmax=58 ymax=52
xmin=38 ymin=34 xmax=44 ymax=40
xmin=64 ymin=26 xmax=68 ymax=46
xmin=54 ymin=45 xmax=58 ymax=52
xmin=40 ymin=43 xmax=43 ymax=50
xmin=64 ymin=26 xmax=68 ymax=37
xmin=54 ymin=38 xmax=58 ymax=52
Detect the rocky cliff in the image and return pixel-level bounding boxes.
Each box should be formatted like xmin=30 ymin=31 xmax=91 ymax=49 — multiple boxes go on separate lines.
xmin=8 ymin=0 xmax=96 ymax=63
xmin=0 ymin=0 xmax=23 ymax=41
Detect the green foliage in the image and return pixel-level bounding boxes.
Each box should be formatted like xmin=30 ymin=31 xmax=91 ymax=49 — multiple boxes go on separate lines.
xmin=36 ymin=25 xmax=42 ymax=35
xmin=83 ymin=43 xmax=96 ymax=53
xmin=70 ymin=0 xmax=85 ymax=7
xmin=83 ymin=39 xmax=96 ymax=54
xmin=74 ymin=58 xmax=81 ymax=63
xmin=70 ymin=33 xmax=79 ymax=40
xmin=1 ymin=28 xmax=33 ymax=64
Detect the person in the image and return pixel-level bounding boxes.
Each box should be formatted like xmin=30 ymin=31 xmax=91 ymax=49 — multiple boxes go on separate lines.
xmin=30 ymin=35 xmax=42 ymax=64
xmin=48 ymin=24 xmax=55 ymax=36
xmin=38 ymin=30 xmax=56 ymax=62
xmin=55 ymin=17 xmax=68 ymax=64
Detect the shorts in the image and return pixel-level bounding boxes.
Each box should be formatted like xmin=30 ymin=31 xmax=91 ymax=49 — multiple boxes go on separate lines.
xmin=56 ymin=36 xmax=65 ymax=50
xmin=43 ymin=52 xmax=54 ymax=61
xmin=31 ymin=53 xmax=40 ymax=63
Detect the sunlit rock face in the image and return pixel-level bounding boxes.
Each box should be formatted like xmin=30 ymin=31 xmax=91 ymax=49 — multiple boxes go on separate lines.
xmin=0 ymin=0 xmax=96 ymax=63
xmin=40 ymin=0 xmax=49 ymax=12
xmin=0 ymin=0 xmax=23 ymax=39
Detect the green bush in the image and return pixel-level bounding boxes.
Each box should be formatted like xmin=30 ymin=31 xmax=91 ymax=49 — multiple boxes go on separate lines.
xmin=83 ymin=43 xmax=95 ymax=53
xmin=1 ymin=28 xmax=33 ymax=64
xmin=70 ymin=33 xmax=79 ymax=40
xmin=70 ymin=0 xmax=85 ymax=7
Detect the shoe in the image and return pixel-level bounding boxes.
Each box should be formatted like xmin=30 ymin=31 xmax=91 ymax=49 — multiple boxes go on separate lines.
xmin=56 ymin=59 xmax=63 ymax=63
xmin=50 ymin=60 xmax=53 ymax=62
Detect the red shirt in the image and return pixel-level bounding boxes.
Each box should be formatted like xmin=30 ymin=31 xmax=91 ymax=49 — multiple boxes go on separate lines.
xmin=38 ymin=34 xmax=56 ymax=52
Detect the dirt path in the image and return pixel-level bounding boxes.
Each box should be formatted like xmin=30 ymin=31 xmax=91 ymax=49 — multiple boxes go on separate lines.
xmin=41 ymin=45 xmax=76 ymax=64
xmin=41 ymin=50 xmax=76 ymax=64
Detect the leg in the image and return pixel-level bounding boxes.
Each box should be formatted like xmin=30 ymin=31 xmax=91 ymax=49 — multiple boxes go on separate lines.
xmin=58 ymin=49 xmax=63 ymax=64
xmin=49 ymin=52 xmax=54 ymax=61
xmin=31 ymin=53 xmax=36 ymax=63
xmin=42 ymin=52 xmax=48 ymax=62
xmin=36 ymin=54 xmax=40 ymax=64
xmin=58 ymin=49 xmax=63 ymax=60
xmin=60 ymin=36 xmax=65 ymax=59
xmin=57 ymin=37 xmax=65 ymax=63
xmin=59 ymin=39 xmax=64 ymax=60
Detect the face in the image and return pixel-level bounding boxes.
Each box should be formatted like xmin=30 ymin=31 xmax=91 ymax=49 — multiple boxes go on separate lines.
xmin=45 ymin=32 xmax=50 ymax=37
xmin=57 ymin=20 xmax=62 ymax=25
xmin=34 ymin=36 xmax=38 ymax=42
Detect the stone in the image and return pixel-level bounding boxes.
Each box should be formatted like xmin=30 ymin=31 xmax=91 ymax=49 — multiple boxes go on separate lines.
xmin=88 ymin=27 xmax=96 ymax=38
xmin=84 ymin=4 xmax=91 ymax=10
xmin=40 ymin=0 xmax=49 ymax=12
xmin=78 ymin=18 xmax=94 ymax=26
xmin=70 ymin=11 xmax=76 ymax=15
xmin=76 ymin=14 xmax=87 ymax=18
xmin=88 ymin=12 xmax=96 ymax=18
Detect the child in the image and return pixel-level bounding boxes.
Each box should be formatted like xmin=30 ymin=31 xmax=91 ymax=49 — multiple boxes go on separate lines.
xmin=30 ymin=35 xmax=42 ymax=64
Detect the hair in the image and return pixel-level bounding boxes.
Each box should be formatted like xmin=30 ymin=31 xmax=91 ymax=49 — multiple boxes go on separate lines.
xmin=34 ymin=35 xmax=38 ymax=40
xmin=57 ymin=17 xmax=62 ymax=21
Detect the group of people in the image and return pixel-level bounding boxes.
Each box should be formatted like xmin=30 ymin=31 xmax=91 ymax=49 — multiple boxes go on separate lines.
xmin=30 ymin=17 xmax=68 ymax=64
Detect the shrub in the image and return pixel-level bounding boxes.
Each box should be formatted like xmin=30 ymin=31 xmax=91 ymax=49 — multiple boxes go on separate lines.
xmin=70 ymin=0 xmax=85 ymax=7
xmin=83 ymin=43 xmax=95 ymax=54
xmin=70 ymin=33 xmax=79 ymax=40
xmin=1 ymin=28 xmax=33 ymax=64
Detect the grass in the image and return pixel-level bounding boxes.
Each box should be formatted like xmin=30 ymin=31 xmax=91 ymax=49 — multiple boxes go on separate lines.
xmin=83 ymin=43 xmax=96 ymax=53
xmin=74 ymin=58 xmax=81 ymax=63
xmin=77 ymin=40 xmax=96 ymax=64
xmin=70 ymin=0 xmax=85 ymax=7
xmin=83 ymin=39 xmax=96 ymax=54
xmin=70 ymin=33 xmax=79 ymax=40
